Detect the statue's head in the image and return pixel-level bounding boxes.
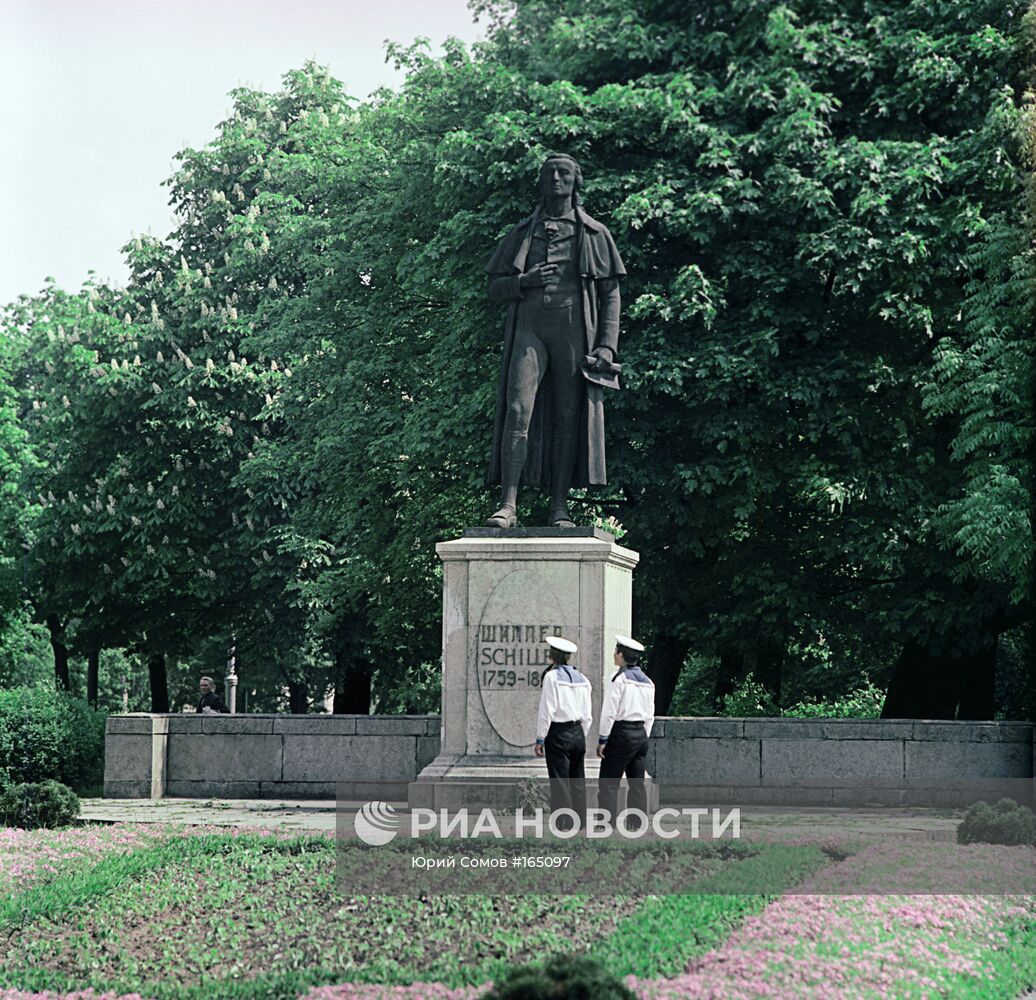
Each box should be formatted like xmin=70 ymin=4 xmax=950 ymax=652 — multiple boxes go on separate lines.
xmin=539 ymin=153 xmax=582 ymax=208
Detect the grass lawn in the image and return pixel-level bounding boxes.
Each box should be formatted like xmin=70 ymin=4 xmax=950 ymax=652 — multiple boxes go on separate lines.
xmin=0 ymin=825 xmax=1032 ymax=999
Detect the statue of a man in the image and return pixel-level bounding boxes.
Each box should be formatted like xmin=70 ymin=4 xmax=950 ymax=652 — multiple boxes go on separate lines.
xmin=484 ymin=154 xmax=626 ymax=528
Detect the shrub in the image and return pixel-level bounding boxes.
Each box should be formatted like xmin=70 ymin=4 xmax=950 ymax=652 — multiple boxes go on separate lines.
xmin=514 ymin=776 xmax=547 ymax=814
xmin=783 ymin=681 xmax=886 ymax=719
xmin=485 ymin=955 xmax=635 ymax=1000
xmin=714 ymin=677 xmax=887 ymax=718
xmin=0 ymin=686 xmax=107 ymax=792
xmin=957 ymin=798 xmax=1036 ymax=846
xmin=0 ymin=779 xmax=80 ymax=829
xmin=718 ymin=673 xmax=780 ymax=717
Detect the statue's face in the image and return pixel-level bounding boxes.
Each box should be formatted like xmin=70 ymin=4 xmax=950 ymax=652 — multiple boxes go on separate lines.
xmin=541 ymin=159 xmax=577 ymax=202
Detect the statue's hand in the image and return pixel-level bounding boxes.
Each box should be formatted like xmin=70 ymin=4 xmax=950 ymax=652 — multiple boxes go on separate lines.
xmin=519 ymin=262 xmax=559 ymax=289
xmin=588 ymin=346 xmax=614 ymax=369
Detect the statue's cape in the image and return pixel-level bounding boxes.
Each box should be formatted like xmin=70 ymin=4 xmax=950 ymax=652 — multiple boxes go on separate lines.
xmin=484 ymin=205 xmax=624 ymax=490
xmin=485 ymin=205 xmax=627 ymax=280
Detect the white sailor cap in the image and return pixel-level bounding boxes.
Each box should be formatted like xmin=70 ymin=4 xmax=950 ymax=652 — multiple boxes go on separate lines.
xmin=614 ymin=634 xmax=645 ymax=652
xmin=545 ymin=635 xmax=578 ymax=654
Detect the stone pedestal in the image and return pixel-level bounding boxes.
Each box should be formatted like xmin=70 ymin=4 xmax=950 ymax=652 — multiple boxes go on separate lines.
xmin=410 ymin=527 xmax=643 ymax=809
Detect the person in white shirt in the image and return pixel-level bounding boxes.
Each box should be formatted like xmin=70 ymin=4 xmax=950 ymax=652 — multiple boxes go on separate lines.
xmin=535 ymin=635 xmax=592 ymax=831
xmin=597 ymin=634 xmax=654 ymax=826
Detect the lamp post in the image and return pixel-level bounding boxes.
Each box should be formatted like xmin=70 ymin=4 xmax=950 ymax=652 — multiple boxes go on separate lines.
xmin=225 ymin=642 xmax=238 ymax=714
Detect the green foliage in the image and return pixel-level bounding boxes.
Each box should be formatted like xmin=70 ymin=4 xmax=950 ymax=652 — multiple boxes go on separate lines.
xmin=1 ymin=0 xmax=1031 ymax=716
xmin=995 ymin=624 xmax=1033 ymax=721
xmin=665 ymin=654 xmax=718 ymax=716
xmin=513 ymin=775 xmax=547 ymax=813
xmin=0 ymin=687 xmax=106 ymax=791
xmin=957 ymin=798 xmax=1036 ymax=846
xmin=713 ymin=675 xmax=885 ymax=717
xmin=485 ymin=954 xmax=635 ymax=1000
xmin=718 ymin=674 xmax=782 ymax=717
xmin=783 ymin=681 xmax=886 ymax=718
xmin=0 ymin=779 xmax=79 ymax=829
xmin=0 ymin=602 xmax=51 ymax=688
xmin=0 ymin=336 xmax=36 ymax=654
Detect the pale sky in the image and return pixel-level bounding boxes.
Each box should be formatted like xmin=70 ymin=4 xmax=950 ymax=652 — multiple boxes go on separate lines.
xmin=0 ymin=0 xmax=486 ymax=305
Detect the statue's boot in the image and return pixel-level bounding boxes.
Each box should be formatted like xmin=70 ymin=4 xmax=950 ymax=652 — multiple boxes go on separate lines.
xmin=547 ymin=427 xmax=577 ymax=528
xmin=547 ymin=503 xmax=575 ymax=528
xmin=485 ymin=431 xmax=526 ymax=528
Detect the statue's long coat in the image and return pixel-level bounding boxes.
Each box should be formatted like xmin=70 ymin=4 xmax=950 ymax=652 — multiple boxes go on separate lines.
xmin=485 ymin=205 xmax=626 ymax=489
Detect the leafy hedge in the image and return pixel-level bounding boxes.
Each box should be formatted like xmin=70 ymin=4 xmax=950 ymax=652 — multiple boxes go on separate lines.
xmin=0 ymin=687 xmax=106 ymax=792
xmin=486 ymin=955 xmax=635 ymax=1000
xmin=0 ymin=780 xmax=80 ymax=829
xmin=958 ymin=799 xmax=1036 ymax=846
xmin=717 ymin=674 xmax=885 ymax=718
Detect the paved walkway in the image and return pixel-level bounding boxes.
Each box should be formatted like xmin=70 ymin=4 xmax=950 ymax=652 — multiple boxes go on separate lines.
xmin=81 ymin=797 xmax=342 ymax=831
xmin=80 ymin=798 xmax=964 ymax=841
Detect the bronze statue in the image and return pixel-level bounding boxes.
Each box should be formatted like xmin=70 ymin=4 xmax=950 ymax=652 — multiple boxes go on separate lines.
xmin=485 ymin=154 xmax=626 ymax=528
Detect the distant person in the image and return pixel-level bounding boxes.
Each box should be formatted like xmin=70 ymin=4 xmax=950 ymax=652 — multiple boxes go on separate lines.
xmin=196 ymin=676 xmax=229 ymax=714
xmin=598 ymin=635 xmax=654 ymax=827
xmin=535 ymin=636 xmax=592 ymax=831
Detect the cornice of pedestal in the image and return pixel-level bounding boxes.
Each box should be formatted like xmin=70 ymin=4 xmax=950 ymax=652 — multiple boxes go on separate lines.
xmin=435 ymin=531 xmax=639 ymax=570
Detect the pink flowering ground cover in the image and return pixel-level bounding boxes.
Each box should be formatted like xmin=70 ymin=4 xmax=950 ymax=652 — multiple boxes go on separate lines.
xmin=795 ymin=840 xmax=1036 ymax=895
xmin=630 ymin=893 xmax=1033 ymax=999
xmin=301 ymin=844 xmax=1036 ymax=1000
xmin=0 ymin=822 xmax=325 ymax=896
xmin=299 ymin=890 xmax=1034 ymax=1000
xmin=0 ymin=825 xmax=164 ymax=895
xmin=0 ymin=992 xmax=151 ymax=1000
xmin=303 ymin=989 xmax=484 ymax=1000
xmin=3 ymin=832 xmax=1032 ymax=1000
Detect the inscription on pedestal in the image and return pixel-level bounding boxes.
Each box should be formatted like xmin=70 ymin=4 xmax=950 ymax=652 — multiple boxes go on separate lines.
xmin=476 ymin=568 xmax=575 ymax=746
xmin=479 ymin=624 xmax=561 ymax=669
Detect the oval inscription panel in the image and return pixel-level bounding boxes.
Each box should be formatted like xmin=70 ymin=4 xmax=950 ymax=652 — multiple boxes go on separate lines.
xmin=476 ymin=568 xmax=576 ymax=747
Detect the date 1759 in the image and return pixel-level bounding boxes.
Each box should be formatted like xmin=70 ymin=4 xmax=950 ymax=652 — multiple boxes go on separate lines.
xmin=481 ymin=669 xmax=542 ymax=688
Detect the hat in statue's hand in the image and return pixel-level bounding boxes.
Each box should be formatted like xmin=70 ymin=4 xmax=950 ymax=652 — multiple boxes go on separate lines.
xmin=581 ymin=354 xmax=621 ymax=391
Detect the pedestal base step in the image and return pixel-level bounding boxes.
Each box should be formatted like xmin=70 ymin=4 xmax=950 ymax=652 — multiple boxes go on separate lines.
xmin=410 ymin=753 xmax=658 ymax=812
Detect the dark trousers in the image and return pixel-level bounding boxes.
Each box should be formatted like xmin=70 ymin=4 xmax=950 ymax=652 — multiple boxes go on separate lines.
xmin=599 ymin=721 xmax=649 ymax=824
xmin=502 ymin=300 xmax=585 ymax=497
xmin=544 ymin=720 xmax=586 ymax=830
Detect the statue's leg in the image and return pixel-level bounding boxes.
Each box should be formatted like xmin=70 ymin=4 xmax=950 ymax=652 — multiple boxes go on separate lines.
xmin=544 ymin=306 xmax=583 ymax=527
xmin=486 ymin=322 xmax=547 ymax=528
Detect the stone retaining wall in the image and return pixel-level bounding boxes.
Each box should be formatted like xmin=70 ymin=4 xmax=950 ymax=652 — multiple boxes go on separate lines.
xmin=647 ymin=718 xmax=1034 ymax=806
xmin=104 ymin=714 xmax=440 ymax=800
xmin=105 ymin=714 xmax=1034 ymax=805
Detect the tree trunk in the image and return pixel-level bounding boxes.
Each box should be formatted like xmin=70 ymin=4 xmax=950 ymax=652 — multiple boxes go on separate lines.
xmin=1024 ymin=624 xmax=1036 ymax=722
xmin=712 ymin=649 xmax=746 ymax=712
xmin=882 ymin=629 xmax=998 ymax=720
xmin=755 ymin=640 xmax=785 ymax=706
xmin=87 ymin=648 xmax=100 ymax=707
xmin=883 ymin=640 xmax=952 ymax=718
xmin=46 ymin=614 xmax=71 ymax=693
xmin=333 ymin=651 xmax=372 ymax=714
xmin=649 ymin=632 xmax=691 ymax=716
xmin=147 ymin=653 xmax=169 ymax=713
xmin=957 ymin=632 xmax=997 ymax=720
xmin=288 ymin=681 xmax=308 ymax=714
